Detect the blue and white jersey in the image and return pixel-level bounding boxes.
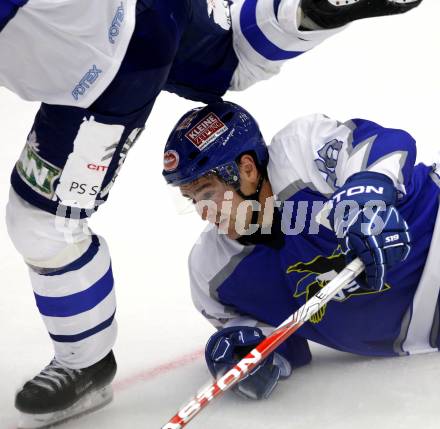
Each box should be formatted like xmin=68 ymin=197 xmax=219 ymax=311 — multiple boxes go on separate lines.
xmin=189 ymin=114 xmax=440 ymax=363
xmin=0 ymin=0 xmax=137 ymax=108
xmin=0 ymin=0 xmax=344 ymax=106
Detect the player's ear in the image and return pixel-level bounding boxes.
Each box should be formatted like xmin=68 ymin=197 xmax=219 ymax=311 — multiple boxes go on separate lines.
xmin=238 ymin=154 xmax=258 ymax=185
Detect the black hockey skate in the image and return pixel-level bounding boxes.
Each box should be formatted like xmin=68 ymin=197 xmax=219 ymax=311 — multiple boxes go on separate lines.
xmin=301 ymin=0 xmax=423 ymax=29
xmin=15 ymin=351 xmax=117 ymax=429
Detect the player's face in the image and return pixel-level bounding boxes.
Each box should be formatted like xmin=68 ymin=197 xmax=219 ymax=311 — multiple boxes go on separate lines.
xmin=179 ymin=174 xmax=253 ymax=239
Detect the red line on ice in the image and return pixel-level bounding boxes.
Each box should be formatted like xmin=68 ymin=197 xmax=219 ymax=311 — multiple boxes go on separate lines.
xmin=6 ymin=348 xmax=204 ymax=429
xmin=113 ymin=348 xmax=204 ymax=392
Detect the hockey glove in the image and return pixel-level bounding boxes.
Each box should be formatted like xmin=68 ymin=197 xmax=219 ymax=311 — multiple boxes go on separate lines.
xmin=329 ymin=171 xmax=411 ymax=291
xmin=205 ymin=326 xmax=291 ymax=400
xmin=301 ymin=0 xmax=423 ymax=29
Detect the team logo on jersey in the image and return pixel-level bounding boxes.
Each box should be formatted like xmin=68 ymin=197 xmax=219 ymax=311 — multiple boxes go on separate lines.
xmin=16 ymin=133 xmax=61 ymax=199
xmin=431 ymin=163 xmax=440 ymax=188
xmin=163 ymin=150 xmax=180 ymax=172
xmin=207 ymin=0 xmax=231 ymax=30
xmin=286 ymin=249 xmax=390 ymax=324
xmin=315 ymin=139 xmax=343 ymax=189
xmin=185 ymin=113 xmax=228 ymax=150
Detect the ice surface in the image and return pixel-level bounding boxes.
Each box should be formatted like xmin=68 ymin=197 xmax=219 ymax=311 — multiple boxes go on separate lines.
xmin=1 ymin=3 xmax=440 ymax=428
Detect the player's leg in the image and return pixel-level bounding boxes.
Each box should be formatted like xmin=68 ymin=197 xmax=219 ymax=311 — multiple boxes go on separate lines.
xmin=229 ymin=0 xmax=423 ymax=91
xmin=6 ymin=101 xmax=148 ymax=428
xmin=8 ymin=193 xmax=117 ymax=428
xmin=6 ymin=2 xmax=185 ymax=427
xmin=301 ymin=0 xmax=423 ymax=29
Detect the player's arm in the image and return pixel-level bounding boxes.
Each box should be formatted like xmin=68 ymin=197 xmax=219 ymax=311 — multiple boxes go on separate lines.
xmin=270 ymin=114 xmax=416 ymax=290
xmin=189 ymin=238 xmax=311 ymax=400
xmin=327 ymin=118 xmax=415 ymax=290
xmin=332 ymin=118 xmax=417 ymax=196
xmin=269 ymin=114 xmax=417 ymax=197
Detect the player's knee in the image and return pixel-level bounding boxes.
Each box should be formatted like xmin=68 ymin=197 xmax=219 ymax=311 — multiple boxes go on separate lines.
xmin=6 ymin=189 xmax=92 ymax=267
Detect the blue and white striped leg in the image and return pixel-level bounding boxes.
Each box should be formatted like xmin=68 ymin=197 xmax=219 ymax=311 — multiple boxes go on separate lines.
xmin=6 ymin=189 xmax=117 ymax=369
xmin=30 ymin=235 xmax=117 ymax=369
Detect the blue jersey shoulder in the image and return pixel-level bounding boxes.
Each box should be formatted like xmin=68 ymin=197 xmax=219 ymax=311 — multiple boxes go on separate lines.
xmin=350 ymin=118 xmax=417 ymax=188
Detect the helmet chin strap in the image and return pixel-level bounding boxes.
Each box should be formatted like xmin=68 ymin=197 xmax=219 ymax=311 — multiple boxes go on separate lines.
xmin=236 ymin=174 xmax=284 ymax=249
xmin=236 ymin=174 xmax=265 ymax=225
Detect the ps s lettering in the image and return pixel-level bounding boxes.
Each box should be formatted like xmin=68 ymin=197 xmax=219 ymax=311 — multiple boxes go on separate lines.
xmin=68 ymin=182 xmax=99 ymax=196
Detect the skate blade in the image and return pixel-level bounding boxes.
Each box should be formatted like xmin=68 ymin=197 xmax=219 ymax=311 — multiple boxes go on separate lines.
xmin=389 ymin=0 xmax=421 ymax=3
xmin=328 ymin=0 xmax=360 ymax=6
xmin=17 ymin=385 xmax=113 ymax=429
xmin=328 ymin=0 xmax=419 ymax=5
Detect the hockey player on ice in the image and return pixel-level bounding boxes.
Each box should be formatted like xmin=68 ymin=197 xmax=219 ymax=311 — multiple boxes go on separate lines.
xmin=163 ymin=100 xmax=440 ymax=401
xmin=0 ymin=0 xmax=422 ymax=427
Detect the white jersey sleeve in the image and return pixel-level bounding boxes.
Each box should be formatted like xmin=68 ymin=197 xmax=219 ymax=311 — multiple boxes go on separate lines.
xmin=0 ymin=0 xmax=136 ymax=107
xmin=268 ymin=113 xmax=417 ymax=201
xmin=229 ymin=0 xmax=345 ymax=91
xmin=189 ymin=224 xmax=273 ymax=334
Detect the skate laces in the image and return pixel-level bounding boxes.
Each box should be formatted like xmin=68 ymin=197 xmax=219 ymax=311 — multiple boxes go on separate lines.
xmin=29 ymin=359 xmax=83 ymax=392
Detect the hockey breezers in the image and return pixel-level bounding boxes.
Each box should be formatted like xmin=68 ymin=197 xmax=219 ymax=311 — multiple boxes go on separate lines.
xmin=162 ymin=258 xmax=364 ymax=428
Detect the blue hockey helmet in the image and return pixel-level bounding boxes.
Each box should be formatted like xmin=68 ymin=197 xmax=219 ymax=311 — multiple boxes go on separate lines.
xmin=162 ymin=101 xmax=268 ymax=187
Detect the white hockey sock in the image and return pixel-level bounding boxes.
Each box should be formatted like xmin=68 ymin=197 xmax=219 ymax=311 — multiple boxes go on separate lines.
xmin=30 ymin=235 xmax=117 ymax=369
